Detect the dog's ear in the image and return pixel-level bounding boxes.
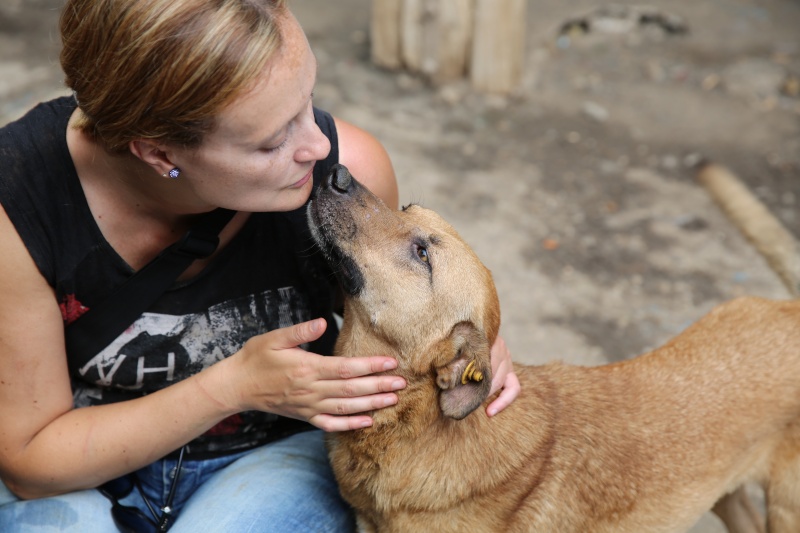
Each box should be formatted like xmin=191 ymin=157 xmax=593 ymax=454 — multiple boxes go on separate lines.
xmin=434 ymin=322 xmax=493 ymax=420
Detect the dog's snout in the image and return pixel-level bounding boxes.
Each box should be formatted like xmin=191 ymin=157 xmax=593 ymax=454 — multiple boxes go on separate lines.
xmin=327 ymin=164 xmax=353 ymax=193
xmin=333 ymin=164 xmax=352 ymax=192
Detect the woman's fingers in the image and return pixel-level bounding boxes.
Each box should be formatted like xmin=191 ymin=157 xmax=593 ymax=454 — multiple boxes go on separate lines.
xmin=301 ymin=375 xmax=402 ymax=433
xmin=317 ymin=390 xmax=399 ymax=416
xmin=278 ymin=317 xmax=328 ymax=349
xmin=316 ymin=352 xmax=399 ymax=380
xmin=486 ymin=371 xmax=520 ymax=417
xmin=237 ymin=319 xmax=409 ymax=429
xmin=306 ymin=363 xmax=406 ymax=426
xmin=309 ymin=413 xmax=375 ymax=433
xmin=485 ymin=334 xmax=521 ymax=417
xmin=315 ymin=373 xmax=406 ymax=398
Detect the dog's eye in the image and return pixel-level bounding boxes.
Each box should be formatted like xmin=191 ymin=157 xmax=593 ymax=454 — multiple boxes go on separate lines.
xmin=416 ymin=245 xmax=429 ymax=263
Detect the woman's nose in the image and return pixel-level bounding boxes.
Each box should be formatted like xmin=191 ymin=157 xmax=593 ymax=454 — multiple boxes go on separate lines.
xmin=295 ymin=121 xmax=331 ymax=163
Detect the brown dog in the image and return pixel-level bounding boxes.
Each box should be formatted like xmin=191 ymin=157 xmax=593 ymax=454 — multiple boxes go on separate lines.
xmin=308 ymin=164 xmax=800 ymax=533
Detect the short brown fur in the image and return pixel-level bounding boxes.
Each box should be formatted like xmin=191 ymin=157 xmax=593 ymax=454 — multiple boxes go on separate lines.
xmin=308 ymin=167 xmax=800 ymax=533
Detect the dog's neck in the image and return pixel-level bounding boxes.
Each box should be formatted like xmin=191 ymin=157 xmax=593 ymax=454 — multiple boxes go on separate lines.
xmin=335 ymin=316 xmax=445 ymax=433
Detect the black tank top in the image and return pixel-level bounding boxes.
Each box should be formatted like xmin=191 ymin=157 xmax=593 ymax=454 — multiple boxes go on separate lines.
xmin=0 ymin=97 xmax=340 ymax=458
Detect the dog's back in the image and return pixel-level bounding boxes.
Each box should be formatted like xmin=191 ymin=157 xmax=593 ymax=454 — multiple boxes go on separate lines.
xmin=510 ymin=296 xmax=800 ymax=532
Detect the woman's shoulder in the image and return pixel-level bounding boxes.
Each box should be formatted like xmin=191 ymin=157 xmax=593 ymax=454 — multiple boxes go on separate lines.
xmin=0 ymin=96 xmax=86 ymax=285
xmin=0 ymin=96 xmax=76 ymax=141
xmin=334 ymin=117 xmax=398 ymax=210
xmin=0 ymin=96 xmax=77 ymax=184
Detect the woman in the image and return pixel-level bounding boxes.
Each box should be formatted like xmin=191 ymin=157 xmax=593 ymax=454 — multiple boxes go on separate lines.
xmin=0 ymin=0 xmax=519 ymax=530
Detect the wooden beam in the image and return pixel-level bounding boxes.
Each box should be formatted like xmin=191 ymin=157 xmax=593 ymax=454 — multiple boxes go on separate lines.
xmin=470 ymin=0 xmax=526 ymax=94
xmin=371 ymin=0 xmax=404 ymax=69
xmin=428 ymin=0 xmax=472 ymax=83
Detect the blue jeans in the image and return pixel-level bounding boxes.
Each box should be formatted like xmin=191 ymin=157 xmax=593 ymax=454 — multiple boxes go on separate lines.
xmin=0 ymin=430 xmax=354 ymax=532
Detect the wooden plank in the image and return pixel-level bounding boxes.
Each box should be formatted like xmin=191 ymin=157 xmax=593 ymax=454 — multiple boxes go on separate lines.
xmin=429 ymin=0 xmax=472 ymax=83
xmin=400 ymin=0 xmax=425 ymax=73
xmin=406 ymin=0 xmax=473 ymax=83
xmin=371 ymin=0 xmax=404 ymax=69
xmin=375 ymin=0 xmax=472 ymax=83
xmin=470 ymin=0 xmax=526 ymax=93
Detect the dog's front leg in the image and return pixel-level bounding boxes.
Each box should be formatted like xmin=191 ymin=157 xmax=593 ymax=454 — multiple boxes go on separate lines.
xmin=766 ymin=471 xmax=800 ymax=532
xmin=712 ymin=486 xmax=764 ymax=533
xmin=764 ymin=430 xmax=800 ymax=533
xmin=355 ymin=513 xmax=378 ymax=533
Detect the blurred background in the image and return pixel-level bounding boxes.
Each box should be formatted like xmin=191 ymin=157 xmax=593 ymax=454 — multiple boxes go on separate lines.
xmin=2 ymin=1 xmax=799 ymax=530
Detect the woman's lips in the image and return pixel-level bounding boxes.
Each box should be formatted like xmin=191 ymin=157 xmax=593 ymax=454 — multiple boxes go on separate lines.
xmin=291 ymin=165 xmax=315 ymax=188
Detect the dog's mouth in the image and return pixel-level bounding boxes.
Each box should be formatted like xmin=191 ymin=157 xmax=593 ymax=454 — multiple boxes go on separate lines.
xmin=320 ymin=237 xmax=364 ymax=296
xmin=307 ymin=167 xmax=366 ymax=296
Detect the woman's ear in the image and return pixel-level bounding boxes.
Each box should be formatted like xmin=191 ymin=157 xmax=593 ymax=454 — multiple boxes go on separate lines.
xmin=128 ymin=139 xmax=175 ymax=177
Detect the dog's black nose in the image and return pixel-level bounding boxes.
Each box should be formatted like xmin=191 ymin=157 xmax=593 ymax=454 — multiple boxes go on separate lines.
xmin=331 ymin=164 xmax=352 ymax=193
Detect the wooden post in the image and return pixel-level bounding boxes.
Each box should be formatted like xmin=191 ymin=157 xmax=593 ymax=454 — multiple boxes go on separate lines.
xmin=398 ymin=0 xmax=471 ymax=83
xmin=470 ymin=0 xmax=526 ymax=94
xmin=399 ymin=0 xmax=425 ymax=73
xmin=370 ymin=0 xmax=525 ymax=94
xmin=371 ymin=0 xmax=404 ymax=69
xmin=428 ymin=0 xmax=472 ymax=84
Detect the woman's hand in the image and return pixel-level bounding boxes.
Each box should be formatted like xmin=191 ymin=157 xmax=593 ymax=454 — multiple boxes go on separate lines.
xmin=486 ymin=335 xmax=520 ymax=417
xmin=221 ymin=318 xmax=406 ymax=432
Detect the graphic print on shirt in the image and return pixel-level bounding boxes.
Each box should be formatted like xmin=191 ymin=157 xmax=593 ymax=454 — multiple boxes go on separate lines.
xmin=72 ymin=286 xmax=310 ymax=407
xmin=60 ymin=293 xmax=89 ymax=324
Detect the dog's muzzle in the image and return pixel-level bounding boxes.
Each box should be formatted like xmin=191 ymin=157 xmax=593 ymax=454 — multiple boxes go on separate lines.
xmin=307 ymin=164 xmax=366 ymax=296
xmin=330 ymin=164 xmax=353 ymax=193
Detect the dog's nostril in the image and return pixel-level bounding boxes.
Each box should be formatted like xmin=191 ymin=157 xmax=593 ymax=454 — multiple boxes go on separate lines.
xmin=332 ymin=165 xmax=352 ymax=192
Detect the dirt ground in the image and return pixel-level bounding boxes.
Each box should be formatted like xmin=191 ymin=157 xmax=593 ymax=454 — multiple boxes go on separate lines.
xmin=2 ymin=0 xmax=800 ymax=531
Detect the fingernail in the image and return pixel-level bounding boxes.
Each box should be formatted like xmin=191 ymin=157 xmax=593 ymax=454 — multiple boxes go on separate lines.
xmin=383 ymin=396 xmax=397 ymax=407
xmin=360 ymin=420 xmax=372 ymax=428
xmin=382 ymin=360 xmax=397 ymax=371
xmin=391 ymin=380 xmax=405 ymax=391
xmin=487 ymin=408 xmax=498 ymax=417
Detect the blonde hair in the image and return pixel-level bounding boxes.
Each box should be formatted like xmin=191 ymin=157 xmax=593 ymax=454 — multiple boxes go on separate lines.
xmin=60 ymin=0 xmax=287 ymax=152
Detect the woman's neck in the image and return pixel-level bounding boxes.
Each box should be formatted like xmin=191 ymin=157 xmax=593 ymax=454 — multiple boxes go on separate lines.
xmin=65 ymin=108 xmax=244 ymax=271
xmin=66 ymin=109 xmax=213 ymax=222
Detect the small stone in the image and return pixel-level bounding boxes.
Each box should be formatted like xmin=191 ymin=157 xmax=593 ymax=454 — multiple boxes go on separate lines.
xmin=582 ymin=101 xmax=609 ymax=122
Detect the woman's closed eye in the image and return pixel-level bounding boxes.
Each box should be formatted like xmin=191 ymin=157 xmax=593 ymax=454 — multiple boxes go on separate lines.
xmin=262 ymin=136 xmax=289 ymax=153
xmin=261 ymin=93 xmax=314 ymax=153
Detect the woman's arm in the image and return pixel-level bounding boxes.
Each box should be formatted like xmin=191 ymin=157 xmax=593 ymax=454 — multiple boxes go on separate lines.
xmin=0 ymin=203 xmax=403 ymax=499
xmin=0 ymin=204 xmax=222 ymax=498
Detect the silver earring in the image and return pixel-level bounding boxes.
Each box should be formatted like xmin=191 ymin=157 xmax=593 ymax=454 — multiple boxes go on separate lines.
xmin=162 ymin=168 xmax=181 ymax=179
